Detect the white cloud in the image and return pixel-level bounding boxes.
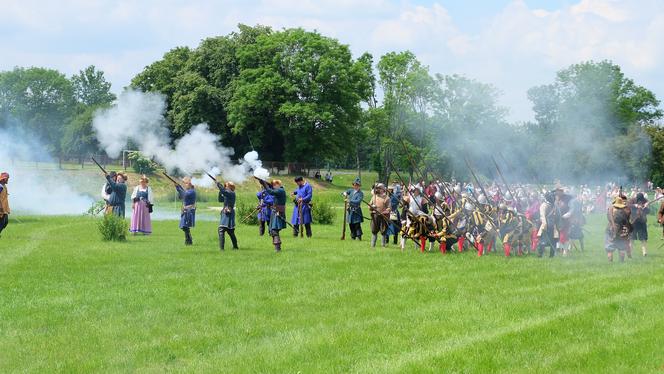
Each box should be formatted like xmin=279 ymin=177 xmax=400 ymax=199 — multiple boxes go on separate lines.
xmin=2 ymin=0 xmax=664 ymax=122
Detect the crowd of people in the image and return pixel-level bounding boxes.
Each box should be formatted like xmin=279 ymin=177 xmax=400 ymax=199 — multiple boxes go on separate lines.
xmin=341 ymin=178 xmax=663 ymax=262
xmin=1 ymin=166 xmax=662 ymax=263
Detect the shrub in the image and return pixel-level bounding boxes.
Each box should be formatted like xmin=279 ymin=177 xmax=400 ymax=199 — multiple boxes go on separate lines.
xmin=237 ymin=202 xmax=259 ymax=225
xmin=98 ymin=214 xmax=128 ymax=241
xmin=313 ymin=200 xmax=334 ymax=225
xmin=86 ymin=200 xmax=106 ymax=216
xmin=127 ymin=151 xmax=158 ymax=174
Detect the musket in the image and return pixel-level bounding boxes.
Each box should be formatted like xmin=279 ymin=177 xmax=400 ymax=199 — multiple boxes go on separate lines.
xmin=254 ymin=176 xmax=273 ymax=189
xmin=241 ymin=205 xmax=261 ymax=223
xmin=91 ymin=156 xmax=108 ymax=175
xmin=491 ymin=156 xmax=515 ymax=201
xmin=162 ymin=171 xmax=182 ymax=187
xmin=205 ymin=172 xmax=218 ymax=183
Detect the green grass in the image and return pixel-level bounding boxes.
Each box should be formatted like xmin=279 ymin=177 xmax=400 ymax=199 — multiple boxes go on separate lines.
xmin=3 ymin=210 xmax=664 ymax=373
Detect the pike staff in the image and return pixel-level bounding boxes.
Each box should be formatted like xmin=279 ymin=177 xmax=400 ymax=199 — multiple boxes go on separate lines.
xmin=491 ymin=156 xmax=515 ymax=202
xmin=341 ymin=198 xmax=348 ymax=240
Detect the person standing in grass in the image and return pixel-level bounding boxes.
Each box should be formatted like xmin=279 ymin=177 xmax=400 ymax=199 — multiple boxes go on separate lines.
xmin=259 ymin=178 xmax=287 ymax=252
xmin=101 ymin=171 xmax=117 ymax=215
xmin=343 ymin=177 xmax=364 ymax=240
xmin=130 ymin=175 xmax=153 ymax=235
xmin=176 ymin=177 xmax=196 ymax=246
xmin=105 ymin=172 xmax=127 ymax=218
xmin=606 ymin=196 xmax=632 ymax=262
xmin=217 ymin=181 xmax=239 ymax=251
xmin=291 ymin=176 xmax=313 ymax=237
xmin=629 ymin=192 xmax=650 ymax=256
xmin=256 ymin=189 xmax=273 ymax=236
xmin=369 ymin=183 xmax=391 ymax=248
xmin=0 ymin=172 xmax=10 ymax=237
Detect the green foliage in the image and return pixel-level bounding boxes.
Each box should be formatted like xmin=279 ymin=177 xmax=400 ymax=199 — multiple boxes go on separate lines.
xmin=86 ymin=200 xmax=107 ymax=217
xmin=71 ymin=65 xmax=116 ymax=106
xmin=0 ymin=67 xmax=77 ymax=155
xmin=127 ymin=151 xmax=158 ymax=174
xmin=312 ymin=200 xmax=334 ymax=225
xmin=97 ymin=214 xmax=128 ymax=241
xmin=236 ymin=202 xmax=259 ymax=225
xmin=61 ymin=104 xmax=106 ymax=156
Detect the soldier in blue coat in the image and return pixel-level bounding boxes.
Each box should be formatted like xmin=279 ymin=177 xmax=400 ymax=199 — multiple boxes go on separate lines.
xmin=105 ymin=172 xmax=127 ymax=218
xmin=256 ymin=189 xmax=274 ymax=236
xmin=176 ymin=177 xmax=196 ymax=245
xmin=259 ymin=178 xmax=287 ymax=252
xmin=343 ymin=177 xmax=364 ymax=240
xmin=387 ymin=184 xmax=402 ymax=244
xmin=291 ymin=176 xmax=313 ymax=237
xmin=217 ymin=181 xmax=238 ymax=250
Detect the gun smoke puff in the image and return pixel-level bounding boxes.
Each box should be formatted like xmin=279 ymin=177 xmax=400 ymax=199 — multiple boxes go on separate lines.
xmin=0 ymin=128 xmax=93 ymax=215
xmin=93 ymin=90 xmax=269 ymax=183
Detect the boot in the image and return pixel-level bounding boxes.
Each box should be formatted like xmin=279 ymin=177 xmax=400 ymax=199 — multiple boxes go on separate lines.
xmin=259 ymin=221 xmax=265 ymax=236
xmin=393 ymin=235 xmax=398 ymax=245
xmin=381 ymin=235 xmax=388 ymax=247
xmin=504 ymin=243 xmax=511 ymax=257
xmin=184 ymin=229 xmax=193 ymax=246
xmin=229 ymin=229 xmax=239 ymax=250
xmin=371 ymin=234 xmax=378 ymax=247
xmin=305 ymin=224 xmax=312 ymax=238
xmin=218 ymin=227 xmax=225 ymax=250
xmin=293 ymin=225 xmax=299 ymax=237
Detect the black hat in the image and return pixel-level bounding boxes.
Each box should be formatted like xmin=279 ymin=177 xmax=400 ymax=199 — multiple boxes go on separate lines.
xmin=636 ymin=192 xmax=646 ymax=203
xmin=294 ymin=176 xmax=304 ymax=182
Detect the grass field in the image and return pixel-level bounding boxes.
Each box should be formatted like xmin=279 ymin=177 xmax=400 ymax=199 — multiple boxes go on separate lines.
xmin=3 ymin=202 xmax=664 ymax=372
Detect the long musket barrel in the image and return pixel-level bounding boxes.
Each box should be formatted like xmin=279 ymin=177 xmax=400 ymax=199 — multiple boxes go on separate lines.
xmin=341 ymin=199 xmax=348 ymax=240
xmin=205 ymin=172 xmax=218 ymax=183
xmin=91 ymin=156 xmax=108 ymax=175
xmin=162 ymin=171 xmax=182 ymax=187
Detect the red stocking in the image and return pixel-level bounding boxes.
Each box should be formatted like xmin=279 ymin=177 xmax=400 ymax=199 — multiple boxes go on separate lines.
xmin=458 ymin=236 xmax=465 ymax=253
xmin=477 ymin=242 xmax=484 ymax=257
xmin=439 ymin=240 xmax=447 ymax=254
xmin=487 ymin=241 xmax=493 ymax=253
xmin=504 ymin=243 xmax=511 ymax=257
xmin=420 ymin=236 xmax=426 ymax=253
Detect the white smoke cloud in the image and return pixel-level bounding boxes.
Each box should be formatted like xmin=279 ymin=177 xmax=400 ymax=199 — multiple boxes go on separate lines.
xmin=0 ymin=128 xmax=93 ymax=215
xmin=93 ymin=90 xmax=269 ymax=183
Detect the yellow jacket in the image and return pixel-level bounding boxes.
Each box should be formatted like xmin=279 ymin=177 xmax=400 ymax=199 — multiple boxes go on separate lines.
xmin=0 ymin=184 xmax=9 ymax=215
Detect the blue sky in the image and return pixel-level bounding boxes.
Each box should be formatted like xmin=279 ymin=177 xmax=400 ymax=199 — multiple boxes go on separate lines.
xmin=2 ymin=0 xmax=663 ymax=121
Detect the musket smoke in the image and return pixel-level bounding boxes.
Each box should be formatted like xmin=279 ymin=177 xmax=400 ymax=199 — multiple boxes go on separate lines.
xmin=0 ymin=128 xmax=93 ymax=215
xmin=93 ymin=90 xmax=269 ymax=183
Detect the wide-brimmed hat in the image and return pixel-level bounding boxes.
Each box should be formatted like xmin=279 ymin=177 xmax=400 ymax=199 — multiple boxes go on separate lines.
xmin=613 ymin=196 xmax=626 ymax=209
xmin=352 ymin=177 xmax=361 ymax=186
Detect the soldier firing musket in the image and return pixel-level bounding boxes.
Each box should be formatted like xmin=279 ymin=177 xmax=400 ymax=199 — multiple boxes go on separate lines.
xmin=164 ymin=171 xmax=196 ymax=246
xmin=93 ymin=157 xmax=127 ymax=218
xmin=206 ymin=171 xmax=239 ymax=251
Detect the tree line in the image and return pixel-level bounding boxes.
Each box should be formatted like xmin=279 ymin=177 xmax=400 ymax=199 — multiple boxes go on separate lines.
xmin=1 ymin=24 xmax=663 ymax=185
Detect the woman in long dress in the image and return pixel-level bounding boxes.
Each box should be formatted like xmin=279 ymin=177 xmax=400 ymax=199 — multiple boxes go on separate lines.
xmin=130 ymin=175 xmax=154 ymax=235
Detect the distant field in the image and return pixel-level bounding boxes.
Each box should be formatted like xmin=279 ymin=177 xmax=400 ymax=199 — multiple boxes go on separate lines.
xmin=2 ymin=210 xmax=664 ymax=373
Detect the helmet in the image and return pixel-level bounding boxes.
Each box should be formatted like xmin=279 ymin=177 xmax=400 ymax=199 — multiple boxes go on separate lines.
xmin=464 ymin=201 xmax=474 ymax=211
xmin=478 ymin=194 xmax=487 ymax=204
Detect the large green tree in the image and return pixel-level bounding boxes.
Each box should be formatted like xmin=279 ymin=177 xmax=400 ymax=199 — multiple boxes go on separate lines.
xmin=527 ymin=60 xmax=661 ymax=182
xmin=0 ymin=67 xmax=77 ymax=155
xmin=71 ymin=65 xmax=116 ymax=106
